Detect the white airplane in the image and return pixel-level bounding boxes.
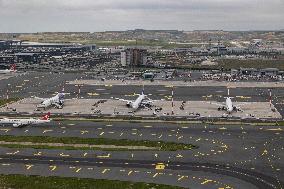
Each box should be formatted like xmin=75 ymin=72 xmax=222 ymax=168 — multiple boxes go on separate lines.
xmin=0 ymin=64 xmax=16 ymax=74
xmin=0 ymin=112 xmax=51 ymax=128
xmin=210 ymin=89 xmax=244 ymax=114
xmin=35 ymin=93 xmax=65 ymax=110
xmin=112 ymin=89 xmax=154 ymax=111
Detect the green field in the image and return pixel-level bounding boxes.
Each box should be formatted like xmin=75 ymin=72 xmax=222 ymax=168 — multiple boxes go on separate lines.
xmin=0 ymin=175 xmax=185 ymax=189
xmin=0 ymin=98 xmax=19 ymax=106
xmin=0 ymin=135 xmax=197 ymax=151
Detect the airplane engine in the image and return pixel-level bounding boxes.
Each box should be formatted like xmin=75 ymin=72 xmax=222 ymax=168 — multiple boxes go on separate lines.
xmin=126 ymin=102 xmax=132 ymax=108
xmin=13 ymin=123 xmax=21 ymax=128
xmin=59 ymin=100 xmax=64 ymax=105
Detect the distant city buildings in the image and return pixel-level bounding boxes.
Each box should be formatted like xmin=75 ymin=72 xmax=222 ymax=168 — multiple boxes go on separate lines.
xmin=121 ymin=48 xmax=149 ymax=67
xmin=0 ymin=30 xmax=283 ymax=70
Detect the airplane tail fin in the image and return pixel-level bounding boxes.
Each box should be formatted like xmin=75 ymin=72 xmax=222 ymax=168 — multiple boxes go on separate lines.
xmin=41 ymin=112 xmax=51 ymax=120
xmin=10 ymin=64 xmax=16 ymax=72
xmin=58 ymin=93 xmax=65 ymax=101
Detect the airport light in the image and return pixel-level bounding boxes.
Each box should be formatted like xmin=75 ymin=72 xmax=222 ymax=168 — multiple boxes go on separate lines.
xmin=269 ymin=89 xmax=272 ymax=108
xmin=171 ymin=87 xmax=174 ymax=115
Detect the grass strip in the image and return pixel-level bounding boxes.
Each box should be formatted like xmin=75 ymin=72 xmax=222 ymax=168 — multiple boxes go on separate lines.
xmin=0 ymin=174 xmax=185 ymax=189
xmin=0 ymin=98 xmax=19 ymax=106
xmin=0 ymin=144 xmax=151 ymax=151
xmin=0 ymin=135 xmax=197 ymax=151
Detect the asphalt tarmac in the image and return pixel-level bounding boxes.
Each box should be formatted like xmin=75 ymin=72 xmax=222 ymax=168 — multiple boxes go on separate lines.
xmin=0 ymin=72 xmax=284 ymax=188
xmin=0 ymin=121 xmax=283 ymax=188
xmin=1 ymin=72 xmax=284 ymax=116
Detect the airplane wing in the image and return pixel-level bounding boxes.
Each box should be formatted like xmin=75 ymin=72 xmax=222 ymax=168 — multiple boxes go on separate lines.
xmin=33 ymin=96 xmax=48 ymax=101
xmin=52 ymin=102 xmax=63 ymax=109
xmin=141 ymin=99 xmax=153 ymax=105
xmin=236 ymin=102 xmax=249 ymax=107
xmin=234 ymin=102 xmax=249 ymax=111
xmin=114 ymin=98 xmax=132 ymax=104
xmin=13 ymin=123 xmax=23 ymax=128
xmin=145 ymin=96 xmax=161 ymax=103
xmin=206 ymin=101 xmax=224 ymax=107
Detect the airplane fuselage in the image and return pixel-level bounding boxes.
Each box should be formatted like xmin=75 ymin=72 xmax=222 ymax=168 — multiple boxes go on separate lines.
xmin=226 ymin=97 xmax=234 ymax=113
xmin=0 ymin=69 xmax=13 ymax=74
xmin=38 ymin=94 xmax=64 ymax=109
xmin=131 ymin=94 xmax=145 ymax=110
xmin=0 ymin=118 xmax=50 ymax=127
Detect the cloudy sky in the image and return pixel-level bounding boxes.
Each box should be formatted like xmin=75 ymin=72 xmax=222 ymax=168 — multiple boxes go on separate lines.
xmin=0 ymin=0 xmax=283 ymax=32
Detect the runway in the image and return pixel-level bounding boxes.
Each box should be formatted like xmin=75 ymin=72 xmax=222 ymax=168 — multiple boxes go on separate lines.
xmin=0 ymin=121 xmax=283 ymax=188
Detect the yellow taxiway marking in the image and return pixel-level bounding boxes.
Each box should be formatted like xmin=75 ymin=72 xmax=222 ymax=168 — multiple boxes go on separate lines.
xmin=262 ymin=149 xmax=268 ymax=156
xmin=49 ymin=165 xmax=57 ymax=171
xmin=43 ymin=130 xmax=53 ymax=134
xmin=176 ymin=154 xmax=183 ymax=158
xmin=75 ymin=168 xmax=82 ymax=173
xmin=153 ymin=173 xmax=159 ymax=178
xmin=266 ymin=128 xmax=283 ymax=131
xmin=102 ymin=169 xmax=110 ymax=174
xmin=97 ymin=154 xmax=110 ymax=158
xmin=6 ymin=150 xmax=19 ymax=155
xmin=155 ymin=163 xmax=166 ymax=170
xmin=178 ymin=176 xmax=186 ymax=181
xmin=236 ymin=96 xmax=251 ymax=99
xmin=125 ymin=93 xmax=139 ymax=97
xmin=202 ymin=95 xmax=213 ymax=98
xmin=201 ymin=179 xmax=213 ymax=185
xmin=0 ymin=129 xmax=10 ymax=133
xmin=59 ymin=153 xmax=70 ymax=157
xmin=128 ymin=171 xmax=133 ymax=176
xmin=80 ymin=130 xmax=89 ymax=135
xmin=34 ymin=152 xmax=42 ymax=156
xmin=25 ymin=165 xmax=34 ymax=170
xmin=195 ymin=138 xmax=201 ymax=142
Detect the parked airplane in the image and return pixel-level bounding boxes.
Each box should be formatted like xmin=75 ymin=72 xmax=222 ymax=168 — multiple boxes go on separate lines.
xmin=210 ymin=89 xmax=245 ymax=114
xmin=35 ymin=93 xmax=65 ymax=110
xmin=112 ymin=88 xmax=154 ymax=111
xmin=0 ymin=112 xmax=51 ymax=128
xmin=0 ymin=64 xmax=16 ymax=74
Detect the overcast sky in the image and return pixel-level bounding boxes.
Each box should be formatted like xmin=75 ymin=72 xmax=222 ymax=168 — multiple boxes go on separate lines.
xmin=0 ymin=0 xmax=283 ymax=32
